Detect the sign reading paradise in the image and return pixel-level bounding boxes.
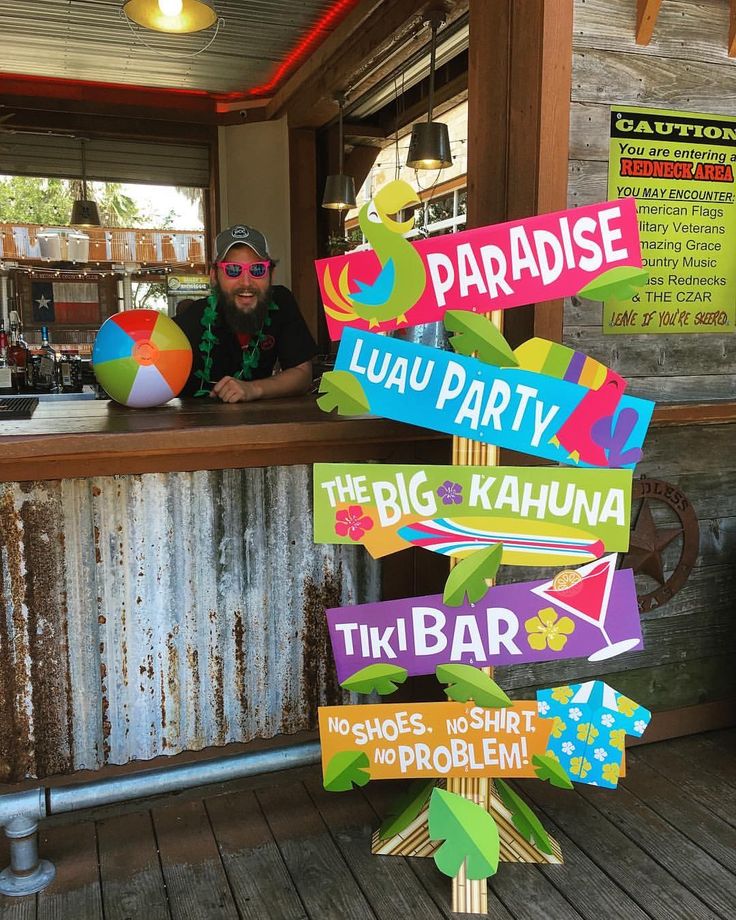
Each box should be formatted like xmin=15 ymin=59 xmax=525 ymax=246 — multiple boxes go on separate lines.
xmin=313 ymin=463 xmax=632 ymax=561
xmin=333 ymin=328 xmax=654 ymax=468
xmin=607 ymin=105 xmax=736 ymax=333
xmin=326 ymin=556 xmax=642 ymax=683
xmin=319 ymin=702 xmax=552 ymax=780
xmin=318 ymin=197 xmax=643 ymax=339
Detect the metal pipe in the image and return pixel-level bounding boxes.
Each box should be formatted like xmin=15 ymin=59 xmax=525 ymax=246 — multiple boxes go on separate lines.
xmin=48 ymin=740 xmax=322 ymax=814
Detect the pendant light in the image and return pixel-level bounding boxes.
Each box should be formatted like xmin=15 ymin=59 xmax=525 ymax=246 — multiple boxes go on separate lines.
xmin=123 ymin=0 xmax=217 ymax=34
xmin=70 ymin=139 xmax=101 ymax=228
xmin=406 ymin=10 xmax=453 ymax=170
xmin=322 ymin=93 xmax=357 ymax=211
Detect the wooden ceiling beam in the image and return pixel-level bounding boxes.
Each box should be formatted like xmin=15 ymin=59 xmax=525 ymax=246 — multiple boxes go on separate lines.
xmin=730 ymin=0 xmax=736 ymax=56
xmin=267 ymin=0 xmax=436 ymax=128
xmin=635 ymin=0 xmax=662 ymax=46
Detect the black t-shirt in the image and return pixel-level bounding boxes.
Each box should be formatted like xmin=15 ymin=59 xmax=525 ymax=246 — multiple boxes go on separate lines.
xmin=174 ymin=285 xmax=317 ymax=397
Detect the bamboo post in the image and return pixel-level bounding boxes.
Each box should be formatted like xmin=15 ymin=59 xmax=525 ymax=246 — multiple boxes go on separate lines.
xmin=449 ymin=311 xmax=503 ymax=914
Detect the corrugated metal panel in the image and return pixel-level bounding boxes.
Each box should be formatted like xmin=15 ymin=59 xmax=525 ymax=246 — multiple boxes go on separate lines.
xmin=0 ymin=466 xmax=380 ymax=781
xmin=0 ymin=0 xmax=340 ymax=94
xmin=0 ymin=134 xmax=210 ymax=188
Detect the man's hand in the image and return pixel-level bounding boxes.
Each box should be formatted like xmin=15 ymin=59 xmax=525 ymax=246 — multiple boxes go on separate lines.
xmin=210 ymin=376 xmax=261 ymax=403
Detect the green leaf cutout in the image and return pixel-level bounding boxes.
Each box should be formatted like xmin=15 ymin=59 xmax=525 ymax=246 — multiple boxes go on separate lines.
xmin=494 ymin=779 xmax=553 ymax=854
xmin=436 ymin=664 xmax=512 ymax=709
xmin=428 ymin=787 xmax=500 ymax=880
xmin=323 ymin=750 xmax=371 ymax=792
xmin=532 ymin=753 xmax=574 ymax=790
xmin=341 ymin=664 xmax=408 ymax=696
xmin=378 ymin=779 xmax=436 ymax=840
xmin=316 ymin=370 xmax=371 ymax=416
xmin=577 ymin=265 xmax=649 ymax=302
xmin=443 ymin=543 xmax=503 ymax=607
xmin=444 ymin=310 xmax=519 ymax=367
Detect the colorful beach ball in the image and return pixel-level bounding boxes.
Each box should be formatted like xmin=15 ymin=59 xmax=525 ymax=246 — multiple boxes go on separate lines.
xmin=92 ymin=310 xmax=192 ymax=408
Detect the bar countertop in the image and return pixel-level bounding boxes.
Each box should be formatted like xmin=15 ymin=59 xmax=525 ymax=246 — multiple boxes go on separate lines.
xmin=0 ymin=396 xmax=450 ymax=482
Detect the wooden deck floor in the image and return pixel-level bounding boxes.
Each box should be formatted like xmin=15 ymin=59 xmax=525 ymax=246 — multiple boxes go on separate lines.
xmin=1 ymin=728 xmax=735 ymax=920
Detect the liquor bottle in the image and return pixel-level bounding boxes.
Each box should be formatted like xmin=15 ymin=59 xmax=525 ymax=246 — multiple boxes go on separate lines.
xmin=7 ymin=323 xmax=28 ymax=392
xmin=0 ymin=320 xmax=12 ymax=394
xmin=36 ymin=325 xmax=58 ymax=391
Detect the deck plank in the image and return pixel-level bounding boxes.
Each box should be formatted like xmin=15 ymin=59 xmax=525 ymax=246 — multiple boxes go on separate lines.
xmin=303 ymin=775 xmax=446 ymax=920
xmin=623 ymin=751 xmax=736 ymax=873
xmin=152 ymin=799 xmax=239 ymax=920
xmin=255 ymin=781 xmax=376 ymax=920
xmin=577 ymin=781 xmax=736 ymax=918
xmin=36 ymin=822 xmax=102 ymax=920
xmin=204 ymin=789 xmax=307 ymax=920
xmin=636 ymin=740 xmax=736 ymax=827
xmin=524 ymin=781 xmax=720 ymax=920
xmin=658 ymin=733 xmax=736 ymax=791
xmin=96 ymin=811 xmax=170 ymax=920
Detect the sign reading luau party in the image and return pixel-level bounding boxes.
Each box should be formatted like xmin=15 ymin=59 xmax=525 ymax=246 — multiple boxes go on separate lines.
xmin=319 ymin=702 xmax=552 ymax=780
xmin=317 ymin=192 xmax=643 ymax=339
xmin=332 ymin=329 xmax=654 ymax=468
xmin=314 ymin=463 xmax=632 ymax=561
xmin=326 ymin=556 xmax=642 ymax=682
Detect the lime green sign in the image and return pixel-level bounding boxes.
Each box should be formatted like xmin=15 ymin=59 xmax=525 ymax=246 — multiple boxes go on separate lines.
xmin=607 ymin=105 xmax=736 ymax=334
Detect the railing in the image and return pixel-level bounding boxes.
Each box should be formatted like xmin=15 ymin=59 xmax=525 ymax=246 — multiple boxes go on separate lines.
xmin=0 ymin=223 xmax=206 ymax=266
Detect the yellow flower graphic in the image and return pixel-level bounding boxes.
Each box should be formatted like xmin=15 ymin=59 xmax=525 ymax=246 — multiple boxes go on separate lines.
xmin=576 ymin=723 xmax=599 ymax=743
xmin=544 ymin=749 xmax=560 ymax=762
xmin=602 ymin=763 xmax=620 ymax=784
xmin=525 ymin=608 xmax=576 ymax=651
xmin=617 ymin=696 xmax=638 ymax=716
xmin=570 ymin=756 xmax=591 ymax=778
xmin=551 ymin=716 xmax=567 ymax=738
xmin=551 ymin=685 xmax=574 ymax=704
xmin=609 ymin=729 xmax=626 ymax=751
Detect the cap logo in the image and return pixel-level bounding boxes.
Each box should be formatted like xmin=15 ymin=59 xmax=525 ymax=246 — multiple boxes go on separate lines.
xmin=231 ymin=226 xmax=248 ymax=238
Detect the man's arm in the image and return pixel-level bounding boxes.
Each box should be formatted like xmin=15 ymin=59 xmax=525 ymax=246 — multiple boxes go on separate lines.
xmin=211 ymin=360 xmax=313 ymax=403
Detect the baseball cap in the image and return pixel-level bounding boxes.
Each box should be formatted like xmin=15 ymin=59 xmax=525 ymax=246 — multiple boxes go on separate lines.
xmin=213 ymin=224 xmax=271 ymax=262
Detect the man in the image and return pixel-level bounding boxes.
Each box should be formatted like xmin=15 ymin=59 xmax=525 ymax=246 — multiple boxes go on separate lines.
xmin=174 ymin=224 xmax=316 ymax=402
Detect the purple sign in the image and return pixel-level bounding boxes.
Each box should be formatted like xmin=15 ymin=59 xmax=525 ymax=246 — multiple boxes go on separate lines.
xmin=327 ymin=556 xmax=643 ymax=682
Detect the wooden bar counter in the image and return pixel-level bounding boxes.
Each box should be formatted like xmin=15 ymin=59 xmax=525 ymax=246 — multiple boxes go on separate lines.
xmin=0 ymin=395 xmax=450 ymax=482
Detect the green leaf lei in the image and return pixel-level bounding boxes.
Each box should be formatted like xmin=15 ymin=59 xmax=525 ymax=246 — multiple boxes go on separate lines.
xmin=193 ymin=291 xmax=278 ymax=397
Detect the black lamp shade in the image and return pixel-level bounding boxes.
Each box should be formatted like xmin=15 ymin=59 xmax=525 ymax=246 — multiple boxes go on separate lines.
xmin=406 ymin=122 xmax=453 ymax=170
xmin=322 ymin=174 xmax=357 ymax=210
xmin=70 ymin=199 xmax=101 ymax=227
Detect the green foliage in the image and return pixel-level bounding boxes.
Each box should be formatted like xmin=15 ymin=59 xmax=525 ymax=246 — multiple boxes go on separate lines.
xmin=317 ymin=370 xmax=371 ymax=416
xmin=428 ymin=788 xmax=500 ymax=880
xmin=494 ymin=779 xmax=554 ymax=854
xmin=578 ymin=265 xmax=649 ymax=302
xmin=435 ymin=664 xmax=512 ymax=708
xmin=532 ymin=753 xmax=574 ymax=789
xmin=0 ymin=176 xmax=74 ymax=225
xmin=378 ymin=779 xmax=435 ymax=840
xmin=323 ymin=750 xmax=371 ymax=792
xmin=443 ymin=544 xmax=502 ymax=607
xmin=444 ymin=310 xmax=519 ymax=367
xmin=340 ymin=663 xmax=408 ymax=696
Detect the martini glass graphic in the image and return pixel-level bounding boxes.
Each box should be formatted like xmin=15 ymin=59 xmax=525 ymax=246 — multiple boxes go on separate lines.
xmin=531 ymin=554 xmax=641 ymax=661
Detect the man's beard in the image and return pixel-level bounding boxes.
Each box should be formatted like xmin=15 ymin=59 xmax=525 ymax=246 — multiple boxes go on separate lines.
xmin=217 ymin=284 xmax=271 ymax=334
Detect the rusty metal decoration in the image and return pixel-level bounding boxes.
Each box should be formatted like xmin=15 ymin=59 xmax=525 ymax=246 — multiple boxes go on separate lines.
xmin=623 ymin=477 xmax=699 ymax=613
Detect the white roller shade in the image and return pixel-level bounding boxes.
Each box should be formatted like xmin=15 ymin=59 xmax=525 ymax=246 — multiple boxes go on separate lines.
xmin=0 ymin=133 xmax=210 ymax=188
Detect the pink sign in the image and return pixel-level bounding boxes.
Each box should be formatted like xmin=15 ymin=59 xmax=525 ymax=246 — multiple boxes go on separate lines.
xmin=317 ymin=198 xmax=642 ymax=340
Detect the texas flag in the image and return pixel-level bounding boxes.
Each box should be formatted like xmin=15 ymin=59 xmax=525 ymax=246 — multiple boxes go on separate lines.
xmin=31 ymin=281 xmax=100 ymax=325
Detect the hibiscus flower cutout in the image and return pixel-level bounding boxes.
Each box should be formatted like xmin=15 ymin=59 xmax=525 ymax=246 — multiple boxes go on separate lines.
xmin=437 ymin=480 xmax=463 ymax=506
xmin=525 ymin=608 xmax=575 ymax=651
xmin=335 ymin=505 xmax=375 ymax=542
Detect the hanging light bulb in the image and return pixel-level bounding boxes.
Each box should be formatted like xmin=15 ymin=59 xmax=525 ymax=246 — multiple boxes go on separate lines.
xmin=406 ymin=10 xmax=453 ymax=170
xmin=123 ymin=0 xmax=217 ymax=33
xmin=322 ymin=93 xmax=357 ymax=211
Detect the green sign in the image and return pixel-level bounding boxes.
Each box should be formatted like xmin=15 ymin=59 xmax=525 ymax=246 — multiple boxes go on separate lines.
xmin=607 ymin=105 xmax=736 ymax=334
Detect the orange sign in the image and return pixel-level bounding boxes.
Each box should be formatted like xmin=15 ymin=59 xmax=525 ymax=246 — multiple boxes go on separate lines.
xmin=318 ymin=701 xmax=552 ymax=780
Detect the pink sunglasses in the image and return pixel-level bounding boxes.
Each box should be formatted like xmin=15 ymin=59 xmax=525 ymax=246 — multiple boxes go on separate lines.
xmin=218 ymin=260 xmax=271 ymax=279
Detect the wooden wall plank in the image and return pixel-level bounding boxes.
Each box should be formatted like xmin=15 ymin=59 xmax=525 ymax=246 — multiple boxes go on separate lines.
xmin=289 ymin=128 xmax=319 ymax=343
